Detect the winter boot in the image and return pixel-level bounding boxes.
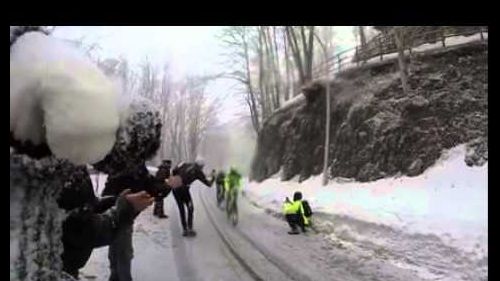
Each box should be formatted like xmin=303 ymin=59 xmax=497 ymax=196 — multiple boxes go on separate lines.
xmin=288 ymin=228 xmax=300 ymax=235
xmin=188 ymin=228 xmax=197 ymax=237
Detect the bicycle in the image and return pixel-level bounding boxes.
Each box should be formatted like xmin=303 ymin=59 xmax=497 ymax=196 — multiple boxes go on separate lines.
xmin=216 ymin=181 xmax=225 ymax=208
xmin=225 ymin=187 xmax=238 ymax=226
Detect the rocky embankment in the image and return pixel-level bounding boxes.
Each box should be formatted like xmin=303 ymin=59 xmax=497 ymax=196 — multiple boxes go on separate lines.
xmin=251 ymin=41 xmax=487 ymax=182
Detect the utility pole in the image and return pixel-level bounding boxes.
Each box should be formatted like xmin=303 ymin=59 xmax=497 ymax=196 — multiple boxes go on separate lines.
xmin=315 ymin=32 xmax=332 ymax=186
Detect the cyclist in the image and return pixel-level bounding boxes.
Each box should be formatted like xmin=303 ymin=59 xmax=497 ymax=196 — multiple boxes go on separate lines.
xmin=224 ymin=167 xmax=242 ymax=225
xmin=171 ymin=160 xmax=214 ymax=237
xmin=215 ymin=170 xmax=226 ymax=207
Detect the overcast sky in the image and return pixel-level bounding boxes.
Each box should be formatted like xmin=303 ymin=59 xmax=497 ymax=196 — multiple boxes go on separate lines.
xmin=52 ymin=26 xmax=361 ymax=123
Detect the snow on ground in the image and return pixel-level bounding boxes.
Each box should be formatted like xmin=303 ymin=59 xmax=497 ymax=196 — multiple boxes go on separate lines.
xmin=79 ymin=152 xmax=487 ymax=281
xmin=244 ymin=144 xmax=487 ymax=258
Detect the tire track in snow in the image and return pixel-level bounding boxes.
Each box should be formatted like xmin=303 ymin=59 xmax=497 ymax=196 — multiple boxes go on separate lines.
xmin=198 ymin=189 xmax=264 ymax=281
xmin=199 ymin=189 xmax=314 ymax=281
xmin=168 ymin=202 xmax=199 ymax=281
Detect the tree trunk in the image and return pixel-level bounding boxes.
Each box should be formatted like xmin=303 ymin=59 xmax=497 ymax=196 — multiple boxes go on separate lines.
xmin=322 ymin=58 xmax=331 ymax=186
xmin=283 ymin=30 xmax=291 ymax=101
xmin=305 ymin=26 xmax=315 ymax=82
xmin=262 ymin=27 xmax=276 ymax=111
xmin=257 ymin=28 xmax=268 ymax=119
xmin=159 ymin=70 xmax=171 ymax=161
xmin=160 ymin=104 xmax=167 ymax=160
xmin=242 ymin=30 xmax=260 ymax=132
xmin=245 ymin=96 xmax=259 ymax=133
xmin=271 ymin=26 xmax=281 ymax=109
xmin=286 ymin=26 xmax=306 ymax=85
xmin=394 ymin=29 xmax=410 ymax=95
xmin=299 ymin=27 xmax=310 ymax=81
xmin=359 ymin=26 xmax=367 ymax=46
xmin=314 ymin=34 xmax=331 ymax=186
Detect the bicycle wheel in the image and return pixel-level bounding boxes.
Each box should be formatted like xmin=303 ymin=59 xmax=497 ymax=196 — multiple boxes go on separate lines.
xmin=226 ymin=196 xmax=231 ymax=219
xmin=231 ymin=207 xmax=238 ymax=226
xmin=230 ymin=194 xmax=238 ymax=226
xmin=216 ymin=186 xmax=223 ymax=207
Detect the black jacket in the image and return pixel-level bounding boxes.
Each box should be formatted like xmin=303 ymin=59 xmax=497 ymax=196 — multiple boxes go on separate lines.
xmin=58 ymin=165 xmax=137 ymax=278
xmin=172 ymin=162 xmax=213 ymax=187
xmin=101 ymin=163 xmax=165 ymax=198
xmin=155 ymin=163 xmax=171 ymax=181
xmin=216 ymin=171 xmax=226 ymax=185
xmin=154 ymin=163 xmax=171 ymax=198
xmin=10 ymin=153 xmax=137 ymax=279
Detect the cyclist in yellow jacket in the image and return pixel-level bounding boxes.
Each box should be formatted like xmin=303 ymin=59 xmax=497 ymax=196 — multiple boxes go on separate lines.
xmin=224 ymin=167 xmax=242 ymax=220
xmin=282 ymin=191 xmax=309 ymax=235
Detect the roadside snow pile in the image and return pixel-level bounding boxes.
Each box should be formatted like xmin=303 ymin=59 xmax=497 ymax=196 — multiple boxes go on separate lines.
xmin=10 ymin=31 xmax=120 ymax=165
xmin=245 ymin=144 xmax=487 ymax=256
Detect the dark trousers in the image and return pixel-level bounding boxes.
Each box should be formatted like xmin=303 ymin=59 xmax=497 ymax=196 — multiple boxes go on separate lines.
xmin=62 ymin=246 xmax=94 ymax=278
xmin=216 ymin=183 xmax=224 ymax=206
xmin=153 ymin=187 xmax=171 ymax=216
xmin=285 ymin=214 xmax=305 ymax=232
xmin=153 ymin=198 xmax=165 ymax=216
xmin=108 ymin=224 xmax=133 ymax=281
xmin=63 ymin=221 xmax=134 ymax=281
xmin=172 ymin=187 xmax=193 ymax=231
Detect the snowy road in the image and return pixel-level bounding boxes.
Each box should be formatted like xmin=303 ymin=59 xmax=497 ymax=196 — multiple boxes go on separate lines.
xmin=79 ymin=183 xmax=475 ymax=281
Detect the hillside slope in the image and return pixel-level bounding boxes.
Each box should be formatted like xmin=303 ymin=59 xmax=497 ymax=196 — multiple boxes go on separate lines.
xmin=251 ymin=41 xmax=487 ymax=182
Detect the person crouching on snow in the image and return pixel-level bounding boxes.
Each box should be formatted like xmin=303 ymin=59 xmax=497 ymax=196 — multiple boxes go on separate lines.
xmin=282 ymin=191 xmax=312 ymax=235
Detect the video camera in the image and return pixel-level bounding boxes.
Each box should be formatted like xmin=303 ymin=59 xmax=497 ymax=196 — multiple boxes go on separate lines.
xmin=102 ymin=164 xmax=169 ymax=198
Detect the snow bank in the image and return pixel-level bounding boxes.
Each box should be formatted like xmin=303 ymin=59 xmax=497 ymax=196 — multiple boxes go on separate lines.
xmin=10 ymin=32 xmax=120 ymax=165
xmin=245 ymin=145 xmax=487 ymax=255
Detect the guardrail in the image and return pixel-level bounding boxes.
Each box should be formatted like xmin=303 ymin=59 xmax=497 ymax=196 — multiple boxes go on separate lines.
xmin=310 ymin=26 xmax=488 ymax=80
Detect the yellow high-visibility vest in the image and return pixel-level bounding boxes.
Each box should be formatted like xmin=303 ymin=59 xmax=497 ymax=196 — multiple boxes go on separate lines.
xmin=282 ymin=200 xmax=310 ymax=226
xmin=282 ymin=200 xmax=300 ymax=214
